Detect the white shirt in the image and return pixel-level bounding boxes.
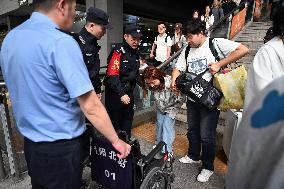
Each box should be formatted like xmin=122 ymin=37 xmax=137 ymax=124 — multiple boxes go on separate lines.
xmin=154 ymin=33 xmax=172 ymax=62
xmin=175 ymin=37 xmax=240 ymax=81
xmin=139 ymin=63 xmax=148 ymax=71
xmin=172 ymin=34 xmax=187 ymax=50
xmin=201 ymin=15 xmax=215 ymax=30
xmin=244 ymin=37 xmax=284 ymax=110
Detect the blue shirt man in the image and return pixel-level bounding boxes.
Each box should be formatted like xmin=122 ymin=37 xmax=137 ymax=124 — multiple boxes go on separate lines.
xmin=0 ymin=1 xmax=130 ymax=188
xmin=0 ymin=12 xmax=93 ymax=142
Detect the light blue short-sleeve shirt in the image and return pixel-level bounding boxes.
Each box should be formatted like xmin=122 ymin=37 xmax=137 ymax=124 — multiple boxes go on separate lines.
xmin=0 ymin=12 xmax=94 ymax=142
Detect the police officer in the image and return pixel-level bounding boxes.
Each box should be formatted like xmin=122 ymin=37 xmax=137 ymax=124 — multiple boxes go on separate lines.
xmin=75 ymin=7 xmax=111 ymax=99
xmin=104 ymin=25 xmax=142 ymax=137
xmin=73 ymin=8 xmax=112 ymax=187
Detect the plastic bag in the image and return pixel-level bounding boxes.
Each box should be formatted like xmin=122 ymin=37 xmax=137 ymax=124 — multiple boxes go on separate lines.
xmin=214 ymin=65 xmax=247 ymax=110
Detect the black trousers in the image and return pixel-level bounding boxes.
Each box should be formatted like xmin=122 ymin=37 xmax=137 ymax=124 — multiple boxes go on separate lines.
xmin=105 ymin=87 xmax=134 ymax=137
xmin=24 ymin=133 xmax=88 ymax=189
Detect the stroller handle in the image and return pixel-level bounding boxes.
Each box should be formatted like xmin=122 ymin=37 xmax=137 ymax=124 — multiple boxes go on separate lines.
xmin=143 ymin=141 xmax=166 ymax=164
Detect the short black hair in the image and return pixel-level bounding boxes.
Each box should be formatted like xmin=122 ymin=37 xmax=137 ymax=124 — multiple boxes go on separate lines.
xmin=185 ymin=19 xmax=206 ymax=35
xmin=33 ymin=0 xmax=73 ymax=11
xmin=273 ymin=7 xmax=284 ymax=37
xmin=157 ymin=22 xmax=166 ymax=27
xmin=33 ymin=0 xmax=56 ymax=10
xmin=192 ymin=10 xmax=200 ymax=18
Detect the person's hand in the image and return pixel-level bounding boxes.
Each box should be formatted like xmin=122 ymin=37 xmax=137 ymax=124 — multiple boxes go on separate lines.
xmin=96 ymin=93 xmax=102 ymax=100
xmin=112 ymin=138 xmax=131 ymax=159
xmin=150 ymin=53 xmax=154 ymax=60
xmin=171 ymin=80 xmax=178 ymax=93
xmin=208 ymin=62 xmax=221 ymax=75
xmin=121 ymin=94 xmax=130 ymax=104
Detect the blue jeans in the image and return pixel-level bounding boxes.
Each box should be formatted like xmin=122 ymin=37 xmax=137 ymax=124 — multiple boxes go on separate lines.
xmin=156 ymin=109 xmax=175 ymax=153
xmin=186 ymin=100 xmax=220 ymax=171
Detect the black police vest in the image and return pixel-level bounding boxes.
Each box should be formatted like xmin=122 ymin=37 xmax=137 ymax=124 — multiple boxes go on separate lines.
xmin=73 ymin=30 xmax=102 ymax=93
xmin=105 ymin=43 xmax=140 ymax=93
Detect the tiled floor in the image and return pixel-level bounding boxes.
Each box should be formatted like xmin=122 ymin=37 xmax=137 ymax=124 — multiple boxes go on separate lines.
xmin=132 ymin=122 xmax=228 ymax=174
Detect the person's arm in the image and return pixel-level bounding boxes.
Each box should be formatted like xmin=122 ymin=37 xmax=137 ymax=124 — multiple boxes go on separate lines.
xmin=167 ymin=46 xmax=171 ymax=59
xmin=93 ymin=76 xmax=102 ymax=99
xmin=77 ymin=91 xmax=131 ymax=158
xmin=105 ymin=49 xmax=130 ymax=104
xmin=166 ymin=36 xmax=172 ymax=59
xmin=150 ymin=42 xmax=156 ymax=59
xmin=171 ymin=68 xmax=181 ymax=92
xmin=209 ymin=15 xmax=215 ymax=27
xmin=171 ymin=48 xmax=186 ymax=90
xmin=209 ymin=40 xmax=249 ymax=74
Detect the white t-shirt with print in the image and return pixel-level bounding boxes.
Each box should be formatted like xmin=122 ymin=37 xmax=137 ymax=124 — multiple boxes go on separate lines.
xmin=175 ymin=37 xmax=240 ymax=81
xmin=154 ymin=34 xmax=172 ymax=62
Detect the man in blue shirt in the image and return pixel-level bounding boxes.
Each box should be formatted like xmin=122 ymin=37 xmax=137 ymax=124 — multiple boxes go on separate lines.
xmin=0 ymin=0 xmax=131 ymax=188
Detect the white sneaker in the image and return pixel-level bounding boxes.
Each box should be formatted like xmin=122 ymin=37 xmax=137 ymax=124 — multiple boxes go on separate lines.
xmin=197 ymin=169 xmax=214 ymax=183
xmin=179 ymin=155 xmax=201 ymax=164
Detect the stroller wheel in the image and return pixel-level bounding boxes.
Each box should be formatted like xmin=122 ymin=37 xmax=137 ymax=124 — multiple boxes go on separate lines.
xmin=140 ymin=167 xmax=167 ymax=189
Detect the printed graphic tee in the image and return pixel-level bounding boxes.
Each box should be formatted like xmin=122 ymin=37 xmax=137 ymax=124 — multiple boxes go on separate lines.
xmin=175 ymin=37 xmax=239 ymax=81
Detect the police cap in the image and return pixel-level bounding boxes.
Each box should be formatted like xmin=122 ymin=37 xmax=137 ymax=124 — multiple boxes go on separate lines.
xmin=124 ymin=25 xmax=143 ymax=38
xmin=86 ymin=7 xmax=112 ymax=29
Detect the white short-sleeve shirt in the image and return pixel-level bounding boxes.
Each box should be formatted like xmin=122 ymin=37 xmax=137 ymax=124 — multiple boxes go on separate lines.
xmin=175 ymin=37 xmax=240 ymax=81
xmin=154 ymin=33 xmax=172 ymax=62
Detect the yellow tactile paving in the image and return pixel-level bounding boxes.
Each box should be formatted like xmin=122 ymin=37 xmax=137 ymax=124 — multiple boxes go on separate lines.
xmin=132 ymin=123 xmax=228 ymax=174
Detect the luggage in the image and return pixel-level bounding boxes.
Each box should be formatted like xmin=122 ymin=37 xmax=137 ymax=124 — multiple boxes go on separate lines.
xmin=222 ymin=109 xmax=242 ymax=159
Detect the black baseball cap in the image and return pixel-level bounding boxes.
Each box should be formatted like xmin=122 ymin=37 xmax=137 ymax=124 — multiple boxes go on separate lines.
xmin=124 ymin=25 xmax=143 ymax=38
xmin=86 ymin=7 xmax=112 ymax=29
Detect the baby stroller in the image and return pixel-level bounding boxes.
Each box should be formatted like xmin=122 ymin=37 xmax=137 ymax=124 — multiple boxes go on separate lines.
xmin=91 ymin=131 xmax=174 ymax=189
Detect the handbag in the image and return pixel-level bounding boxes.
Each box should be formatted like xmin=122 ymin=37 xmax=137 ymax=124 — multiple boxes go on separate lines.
xmin=176 ymin=69 xmax=223 ymax=110
xmin=214 ymin=65 xmax=247 ymax=110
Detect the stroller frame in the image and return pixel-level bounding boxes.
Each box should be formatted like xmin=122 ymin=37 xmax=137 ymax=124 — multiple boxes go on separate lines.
xmin=91 ymin=131 xmax=175 ymax=189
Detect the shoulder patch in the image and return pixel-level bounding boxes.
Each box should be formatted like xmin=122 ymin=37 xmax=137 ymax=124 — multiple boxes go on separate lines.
xmin=79 ymin=36 xmax=85 ymax=45
xmin=107 ymin=51 xmax=121 ymax=76
xmin=120 ymin=47 xmax=126 ymax=54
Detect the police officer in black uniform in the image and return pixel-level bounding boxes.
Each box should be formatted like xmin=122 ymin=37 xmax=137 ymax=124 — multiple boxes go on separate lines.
xmin=73 ymin=8 xmax=112 ymax=188
xmin=104 ymin=25 xmax=142 ymax=137
xmin=75 ymin=7 xmax=112 ymax=98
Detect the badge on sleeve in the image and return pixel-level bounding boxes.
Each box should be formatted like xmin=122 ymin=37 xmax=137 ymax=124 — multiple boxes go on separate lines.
xmin=107 ymin=51 xmax=121 ymax=76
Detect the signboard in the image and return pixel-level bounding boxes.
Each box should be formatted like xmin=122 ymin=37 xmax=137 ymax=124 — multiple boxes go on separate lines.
xmin=229 ymin=8 xmax=247 ymax=39
xmin=91 ymin=135 xmax=133 ymax=189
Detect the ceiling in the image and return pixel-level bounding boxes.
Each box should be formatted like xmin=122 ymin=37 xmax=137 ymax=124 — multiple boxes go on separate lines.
xmin=77 ymin=0 xmax=213 ymax=23
xmin=123 ymin=0 xmax=213 ymax=23
xmin=0 ymin=0 xmax=214 ymax=29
